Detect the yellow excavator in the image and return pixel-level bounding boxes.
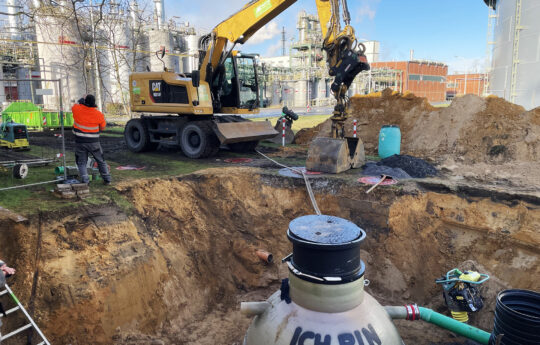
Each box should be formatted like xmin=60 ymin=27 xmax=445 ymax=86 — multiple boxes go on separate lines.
xmin=126 ymin=0 xmax=369 ymax=172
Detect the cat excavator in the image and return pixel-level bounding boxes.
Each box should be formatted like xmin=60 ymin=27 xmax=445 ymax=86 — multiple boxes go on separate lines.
xmin=126 ymin=0 xmax=369 ymax=172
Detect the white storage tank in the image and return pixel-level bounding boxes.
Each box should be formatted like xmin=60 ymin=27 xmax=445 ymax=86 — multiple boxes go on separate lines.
xmin=294 ymin=80 xmax=308 ymax=107
xmin=182 ymin=31 xmax=199 ymax=74
xmin=100 ymin=14 xmax=132 ymax=106
xmin=242 ymin=215 xmax=403 ymax=345
xmin=148 ymin=29 xmax=180 ymax=73
xmin=34 ymin=3 xmax=87 ymax=108
xmin=489 ymin=0 xmax=540 ymax=109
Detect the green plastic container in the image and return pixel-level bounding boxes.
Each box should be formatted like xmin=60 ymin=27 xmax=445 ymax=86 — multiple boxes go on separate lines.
xmin=2 ymin=101 xmax=74 ymax=130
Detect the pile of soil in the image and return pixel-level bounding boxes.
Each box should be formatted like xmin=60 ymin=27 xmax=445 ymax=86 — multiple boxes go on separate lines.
xmin=294 ymin=89 xmax=434 ymax=148
xmin=294 ymin=90 xmax=540 ymax=164
xmin=378 ymin=154 xmax=437 ymax=178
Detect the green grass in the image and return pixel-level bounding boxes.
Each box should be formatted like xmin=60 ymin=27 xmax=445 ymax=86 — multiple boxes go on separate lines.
xmin=252 ymin=114 xmax=332 ymax=133
xmin=0 ymin=147 xmax=220 ymax=215
xmin=103 ymin=126 xmax=126 ymax=134
xmin=0 ymin=115 xmax=331 ymax=216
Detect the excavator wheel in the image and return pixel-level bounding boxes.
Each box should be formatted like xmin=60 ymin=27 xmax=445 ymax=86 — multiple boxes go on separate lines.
xmin=124 ymin=119 xmax=157 ymax=152
xmin=228 ymin=141 xmax=259 ymax=153
xmin=179 ymin=121 xmax=220 ymax=158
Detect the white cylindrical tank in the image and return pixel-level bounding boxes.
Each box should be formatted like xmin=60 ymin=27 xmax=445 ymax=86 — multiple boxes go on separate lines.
xmin=297 ymin=11 xmax=307 ymax=43
xmin=182 ymin=33 xmax=199 ymax=74
xmin=294 ymin=80 xmax=307 ymax=107
xmin=489 ymin=0 xmax=540 ymax=109
xmin=6 ymin=0 xmax=22 ymax=40
xmin=148 ymin=30 xmax=180 ymax=73
xmin=34 ymin=5 xmax=87 ymax=109
xmin=243 ymin=215 xmax=403 ymax=345
xmin=100 ymin=15 xmax=132 ymax=106
xmin=153 ymin=0 xmax=165 ymax=30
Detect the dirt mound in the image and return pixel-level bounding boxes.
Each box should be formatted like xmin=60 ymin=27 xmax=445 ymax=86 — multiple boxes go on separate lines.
xmin=294 ymin=90 xmax=540 ymax=164
xmin=407 ymin=95 xmax=535 ymax=163
xmin=293 ymin=88 xmax=434 ymax=150
xmin=293 ymin=121 xmax=329 ymax=145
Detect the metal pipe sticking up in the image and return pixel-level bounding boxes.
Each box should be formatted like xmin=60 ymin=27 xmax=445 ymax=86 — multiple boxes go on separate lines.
xmin=154 ymin=0 xmax=166 ymax=30
xmin=130 ymin=0 xmax=140 ymax=30
xmin=6 ymin=0 xmax=22 ymax=40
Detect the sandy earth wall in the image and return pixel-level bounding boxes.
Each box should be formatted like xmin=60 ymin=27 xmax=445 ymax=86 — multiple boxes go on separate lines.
xmin=0 ymin=168 xmax=538 ymax=344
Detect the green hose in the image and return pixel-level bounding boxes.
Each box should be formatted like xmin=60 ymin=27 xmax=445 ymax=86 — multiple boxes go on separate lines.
xmin=418 ymin=307 xmax=491 ymax=345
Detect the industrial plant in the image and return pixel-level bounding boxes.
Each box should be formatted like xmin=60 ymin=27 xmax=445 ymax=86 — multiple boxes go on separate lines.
xmin=0 ymin=0 xmax=538 ymax=110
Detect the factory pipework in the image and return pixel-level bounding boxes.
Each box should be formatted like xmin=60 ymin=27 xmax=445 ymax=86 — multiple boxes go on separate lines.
xmin=154 ymin=0 xmax=165 ymax=30
xmin=6 ymin=0 xmax=22 ymax=40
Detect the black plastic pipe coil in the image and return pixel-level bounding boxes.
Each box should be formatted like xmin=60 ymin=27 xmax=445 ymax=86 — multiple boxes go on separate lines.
xmin=490 ymin=289 xmax=540 ymax=345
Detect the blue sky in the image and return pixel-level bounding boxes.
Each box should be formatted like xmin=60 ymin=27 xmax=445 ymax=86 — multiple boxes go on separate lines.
xmin=167 ymin=0 xmax=490 ymax=73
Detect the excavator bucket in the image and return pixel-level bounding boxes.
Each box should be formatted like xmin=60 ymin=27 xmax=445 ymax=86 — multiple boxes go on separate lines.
xmin=213 ymin=121 xmax=278 ymax=144
xmin=306 ymin=137 xmax=365 ymax=174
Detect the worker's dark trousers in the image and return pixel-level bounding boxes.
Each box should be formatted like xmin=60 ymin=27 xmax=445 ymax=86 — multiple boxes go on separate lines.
xmin=75 ymin=141 xmax=111 ymax=183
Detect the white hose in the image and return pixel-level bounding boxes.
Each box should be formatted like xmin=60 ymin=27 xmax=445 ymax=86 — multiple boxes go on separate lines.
xmin=255 ymin=150 xmax=321 ymax=215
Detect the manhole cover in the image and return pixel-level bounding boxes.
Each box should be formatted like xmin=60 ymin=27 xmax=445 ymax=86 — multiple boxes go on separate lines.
xmin=278 ymin=167 xmax=323 ymax=178
xmin=224 ymin=158 xmax=253 ymax=164
xmin=358 ymin=176 xmax=398 ymax=186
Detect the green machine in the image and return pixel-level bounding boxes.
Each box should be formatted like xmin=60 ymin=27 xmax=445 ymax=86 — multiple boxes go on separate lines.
xmin=0 ymin=120 xmax=30 ymax=150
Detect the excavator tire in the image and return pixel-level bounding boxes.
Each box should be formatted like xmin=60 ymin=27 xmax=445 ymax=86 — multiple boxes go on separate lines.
xmin=228 ymin=141 xmax=259 ymax=153
xmin=124 ymin=119 xmax=157 ymax=152
xmin=179 ymin=121 xmax=220 ymax=159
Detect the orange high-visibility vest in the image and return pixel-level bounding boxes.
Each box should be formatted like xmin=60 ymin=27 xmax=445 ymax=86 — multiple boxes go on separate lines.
xmin=72 ymin=104 xmax=106 ymax=142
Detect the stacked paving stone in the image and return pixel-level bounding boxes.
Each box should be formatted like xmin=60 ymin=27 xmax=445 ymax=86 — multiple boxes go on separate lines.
xmin=54 ymin=183 xmax=90 ymax=199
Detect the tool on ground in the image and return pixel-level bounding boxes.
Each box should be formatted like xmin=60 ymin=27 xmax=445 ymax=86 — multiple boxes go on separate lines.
xmin=436 ymin=268 xmax=490 ymax=323
xmin=365 ymin=174 xmax=391 ymax=194
xmin=0 ymin=284 xmax=50 ymax=344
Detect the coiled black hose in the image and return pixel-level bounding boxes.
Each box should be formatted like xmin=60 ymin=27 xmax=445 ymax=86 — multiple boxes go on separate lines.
xmin=490 ymin=289 xmax=540 ymax=345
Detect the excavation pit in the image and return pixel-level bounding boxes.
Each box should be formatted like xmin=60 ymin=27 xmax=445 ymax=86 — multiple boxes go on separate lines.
xmin=0 ymin=167 xmax=538 ymax=344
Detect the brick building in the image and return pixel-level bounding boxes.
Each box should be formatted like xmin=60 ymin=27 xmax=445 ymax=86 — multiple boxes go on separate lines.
xmin=371 ymin=61 xmax=448 ymax=102
xmin=446 ymin=74 xmax=487 ymax=99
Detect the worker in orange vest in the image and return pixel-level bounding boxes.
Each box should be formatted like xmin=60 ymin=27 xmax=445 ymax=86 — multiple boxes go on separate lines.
xmin=72 ymin=95 xmax=111 ymax=185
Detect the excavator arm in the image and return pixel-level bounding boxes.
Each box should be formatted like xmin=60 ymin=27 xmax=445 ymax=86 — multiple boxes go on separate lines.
xmin=197 ymin=0 xmax=370 ymax=173
xmin=199 ymin=0 xmax=369 ymax=114
xmin=199 ymin=0 xmax=297 ymax=84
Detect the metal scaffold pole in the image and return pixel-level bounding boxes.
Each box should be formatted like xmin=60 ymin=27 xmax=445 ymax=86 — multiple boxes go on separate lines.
xmin=57 ymin=79 xmax=67 ymax=181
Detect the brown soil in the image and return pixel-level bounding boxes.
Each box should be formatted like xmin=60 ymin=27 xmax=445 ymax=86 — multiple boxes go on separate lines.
xmin=1 ymin=167 xmax=538 ymax=344
xmin=294 ymin=89 xmax=540 ymax=166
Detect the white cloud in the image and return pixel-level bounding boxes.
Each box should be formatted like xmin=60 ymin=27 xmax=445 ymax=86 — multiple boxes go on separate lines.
xmin=356 ymin=0 xmax=380 ymax=23
xmin=447 ymin=56 xmax=488 ymax=74
xmin=265 ymin=41 xmax=284 ymax=57
xmin=248 ymin=21 xmax=281 ymax=44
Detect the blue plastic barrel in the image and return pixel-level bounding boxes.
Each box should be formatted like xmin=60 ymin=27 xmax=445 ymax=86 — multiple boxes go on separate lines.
xmin=378 ymin=125 xmax=401 ymax=159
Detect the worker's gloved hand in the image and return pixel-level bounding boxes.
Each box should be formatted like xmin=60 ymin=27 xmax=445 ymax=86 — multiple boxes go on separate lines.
xmin=78 ymin=98 xmax=86 ymax=105
xmin=0 ymin=264 xmax=15 ymax=277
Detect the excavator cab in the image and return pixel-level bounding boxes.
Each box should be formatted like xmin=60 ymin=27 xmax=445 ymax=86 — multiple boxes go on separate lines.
xmin=211 ymin=52 xmax=260 ymax=114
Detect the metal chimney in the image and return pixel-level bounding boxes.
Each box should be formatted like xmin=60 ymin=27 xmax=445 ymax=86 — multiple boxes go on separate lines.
xmin=6 ymin=0 xmax=22 ymax=40
xmin=154 ymin=0 xmax=165 ymax=30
